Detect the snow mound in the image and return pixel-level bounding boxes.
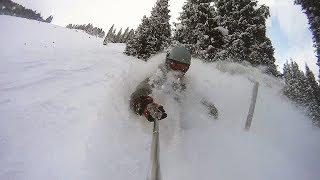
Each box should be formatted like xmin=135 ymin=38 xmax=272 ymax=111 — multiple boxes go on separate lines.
xmin=1 ymin=16 xmax=320 ymax=180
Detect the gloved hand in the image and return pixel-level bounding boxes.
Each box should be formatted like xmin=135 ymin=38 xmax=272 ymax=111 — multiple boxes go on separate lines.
xmin=143 ymin=102 xmax=167 ymax=122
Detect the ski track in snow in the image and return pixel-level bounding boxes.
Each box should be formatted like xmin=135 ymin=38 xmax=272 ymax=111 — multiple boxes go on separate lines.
xmin=0 ymin=16 xmax=320 ymax=180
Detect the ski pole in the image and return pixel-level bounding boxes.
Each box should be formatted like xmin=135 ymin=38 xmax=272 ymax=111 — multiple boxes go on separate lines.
xmin=148 ymin=117 xmax=161 ymax=180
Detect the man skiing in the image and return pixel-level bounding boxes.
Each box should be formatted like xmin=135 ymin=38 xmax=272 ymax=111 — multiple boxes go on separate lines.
xmin=130 ymin=45 xmax=218 ymax=122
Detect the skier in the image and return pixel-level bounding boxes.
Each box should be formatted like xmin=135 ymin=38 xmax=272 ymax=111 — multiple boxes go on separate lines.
xmin=130 ymin=45 xmax=218 ymax=122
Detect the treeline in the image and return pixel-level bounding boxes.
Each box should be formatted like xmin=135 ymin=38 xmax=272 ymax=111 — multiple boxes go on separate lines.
xmin=0 ymin=0 xmax=53 ymax=23
xmin=280 ymin=0 xmax=320 ymax=127
xmin=124 ymin=0 xmax=278 ymax=76
xmin=66 ymin=23 xmax=105 ymax=38
xmin=294 ymin=0 xmax=320 ymax=80
xmin=103 ymin=25 xmax=134 ymax=45
xmin=283 ymin=61 xmax=320 ymax=127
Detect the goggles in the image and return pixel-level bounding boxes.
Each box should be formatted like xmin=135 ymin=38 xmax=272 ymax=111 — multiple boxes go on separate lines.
xmin=167 ymin=59 xmax=190 ymax=73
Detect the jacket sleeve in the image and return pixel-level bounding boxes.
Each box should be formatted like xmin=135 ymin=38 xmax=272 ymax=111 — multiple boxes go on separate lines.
xmin=130 ymin=78 xmax=154 ymax=115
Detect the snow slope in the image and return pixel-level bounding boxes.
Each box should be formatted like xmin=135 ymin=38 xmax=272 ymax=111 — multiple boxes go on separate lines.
xmin=0 ymin=16 xmax=320 ymax=180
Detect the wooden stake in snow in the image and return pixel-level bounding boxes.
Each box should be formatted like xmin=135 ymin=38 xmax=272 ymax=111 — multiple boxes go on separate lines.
xmin=245 ymin=82 xmax=259 ymax=130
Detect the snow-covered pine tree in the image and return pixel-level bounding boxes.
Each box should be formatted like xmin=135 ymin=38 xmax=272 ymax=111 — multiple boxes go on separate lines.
xmin=305 ymin=64 xmax=320 ymax=105
xmin=121 ymin=27 xmax=130 ymax=43
xmin=174 ymin=0 xmax=199 ymax=50
xmin=215 ymin=0 xmax=278 ymax=76
xmin=103 ymin=36 xmax=108 ymax=45
xmin=103 ymin=25 xmax=114 ymax=45
xmin=66 ymin=24 xmax=73 ymax=29
xmin=85 ymin=23 xmax=93 ymax=35
xmin=283 ymin=61 xmax=320 ymax=127
xmin=91 ymin=27 xmax=98 ymax=37
xmin=283 ymin=62 xmax=294 ymax=96
xmin=124 ymin=0 xmax=171 ymax=60
xmin=126 ymin=29 xmax=135 ymax=42
xmin=106 ymin=25 xmax=117 ymax=43
xmin=174 ymin=0 xmax=227 ymax=62
xmin=106 ymin=25 xmax=114 ymax=38
xmin=45 ymin=15 xmax=53 ymax=23
xmin=302 ymin=66 xmax=320 ymax=127
xmin=98 ymin=28 xmax=105 ymax=38
xmin=112 ymin=28 xmax=117 ymax=42
xmin=291 ymin=62 xmax=311 ymax=106
xmin=283 ymin=61 xmax=304 ymax=105
xmin=295 ymin=0 xmax=320 ymax=78
xmin=124 ymin=16 xmax=156 ymax=60
xmin=149 ymin=0 xmax=171 ymax=52
xmin=115 ymin=28 xmax=123 ymax=43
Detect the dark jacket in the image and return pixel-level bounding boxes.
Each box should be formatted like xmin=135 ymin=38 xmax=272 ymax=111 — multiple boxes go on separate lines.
xmin=130 ymin=63 xmax=185 ymax=114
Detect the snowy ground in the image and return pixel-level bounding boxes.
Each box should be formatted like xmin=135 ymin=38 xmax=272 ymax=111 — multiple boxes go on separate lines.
xmin=0 ymin=16 xmax=320 ymax=180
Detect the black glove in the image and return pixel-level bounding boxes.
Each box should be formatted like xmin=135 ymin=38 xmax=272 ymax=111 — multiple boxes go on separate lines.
xmin=144 ymin=103 xmax=167 ymax=122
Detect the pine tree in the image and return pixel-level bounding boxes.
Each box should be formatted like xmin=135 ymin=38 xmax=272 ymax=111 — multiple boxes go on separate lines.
xmin=66 ymin=24 xmax=73 ymax=29
xmin=124 ymin=0 xmax=171 ymax=60
xmin=295 ymin=0 xmax=320 ymax=78
xmin=174 ymin=0 xmax=199 ymax=47
xmin=121 ymin=27 xmax=130 ymax=43
xmin=103 ymin=35 xmax=108 ymax=45
xmin=215 ymin=0 xmax=278 ymax=76
xmin=106 ymin=25 xmax=114 ymax=37
xmin=283 ymin=61 xmax=320 ymax=127
xmin=126 ymin=29 xmax=135 ymax=42
xmin=124 ymin=16 xmax=156 ymax=60
xmin=305 ymin=64 xmax=320 ymax=105
xmin=283 ymin=61 xmax=305 ymax=105
xmin=45 ymin=15 xmax=53 ymax=23
xmin=85 ymin=23 xmax=93 ymax=35
xmin=98 ymin=28 xmax=105 ymax=38
xmin=174 ymin=0 xmax=227 ymax=62
xmin=115 ymin=28 xmax=123 ymax=43
xmin=111 ymin=28 xmax=117 ymax=43
xmin=149 ymin=0 xmax=171 ymax=52
xmin=104 ymin=24 xmax=116 ymax=43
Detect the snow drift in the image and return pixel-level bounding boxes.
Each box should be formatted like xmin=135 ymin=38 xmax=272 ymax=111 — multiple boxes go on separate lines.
xmin=0 ymin=16 xmax=320 ymax=180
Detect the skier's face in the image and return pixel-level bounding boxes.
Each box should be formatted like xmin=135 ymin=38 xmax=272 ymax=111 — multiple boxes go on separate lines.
xmin=168 ymin=60 xmax=190 ymax=74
